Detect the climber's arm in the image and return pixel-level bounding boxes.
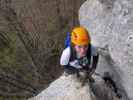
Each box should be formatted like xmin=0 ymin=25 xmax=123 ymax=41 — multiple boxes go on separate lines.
xmin=89 ymin=45 xmax=99 ymax=75
xmin=60 ymin=47 xmax=80 ymax=74
xmin=90 ymin=54 xmax=99 ymax=75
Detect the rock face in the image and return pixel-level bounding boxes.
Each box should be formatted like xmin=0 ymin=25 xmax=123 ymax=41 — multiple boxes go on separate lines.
xmin=29 ymin=72 xmax=122 ymax=100
xmin=29 ymin=75 xmax=95 ymax=100
xmin=79 ymin=0 xmax=133 ymax=99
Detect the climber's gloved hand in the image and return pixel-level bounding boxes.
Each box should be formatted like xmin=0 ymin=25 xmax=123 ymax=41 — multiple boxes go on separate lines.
xmin=85 ymin=70 xmax=95 ymax=83
xmin=69 ymin=60 xmax=82 ymax=69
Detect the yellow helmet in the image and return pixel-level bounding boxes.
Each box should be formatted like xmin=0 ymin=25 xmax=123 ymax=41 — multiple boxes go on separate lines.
xmin=71 ymin=26 xmax=90 ymax=45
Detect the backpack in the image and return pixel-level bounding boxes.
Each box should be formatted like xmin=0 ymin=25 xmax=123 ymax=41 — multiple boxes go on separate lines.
xmin=65 ymin=32 xmax=71 ymax=48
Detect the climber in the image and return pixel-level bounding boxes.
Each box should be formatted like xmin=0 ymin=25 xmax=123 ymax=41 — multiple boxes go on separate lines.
xmin=60 ymin=26 xmax=99 ymax=82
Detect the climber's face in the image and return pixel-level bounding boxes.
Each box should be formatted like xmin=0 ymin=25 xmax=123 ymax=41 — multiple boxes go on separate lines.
xmin=74 ymin=45 xmax=88 ymax=58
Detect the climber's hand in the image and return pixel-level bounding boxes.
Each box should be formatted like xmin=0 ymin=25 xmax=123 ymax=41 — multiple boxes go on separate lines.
xmin=85 ymin=70 xmax=95 ymax=83
xmin=89 ymin=69 xmax=95 ymax=76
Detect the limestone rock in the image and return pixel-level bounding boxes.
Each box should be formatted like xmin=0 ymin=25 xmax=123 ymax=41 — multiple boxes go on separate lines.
xmin=29 ymin=74 xmax=95 ymax=100
xmin=79 ymin=0 xmax=133 ymax=99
